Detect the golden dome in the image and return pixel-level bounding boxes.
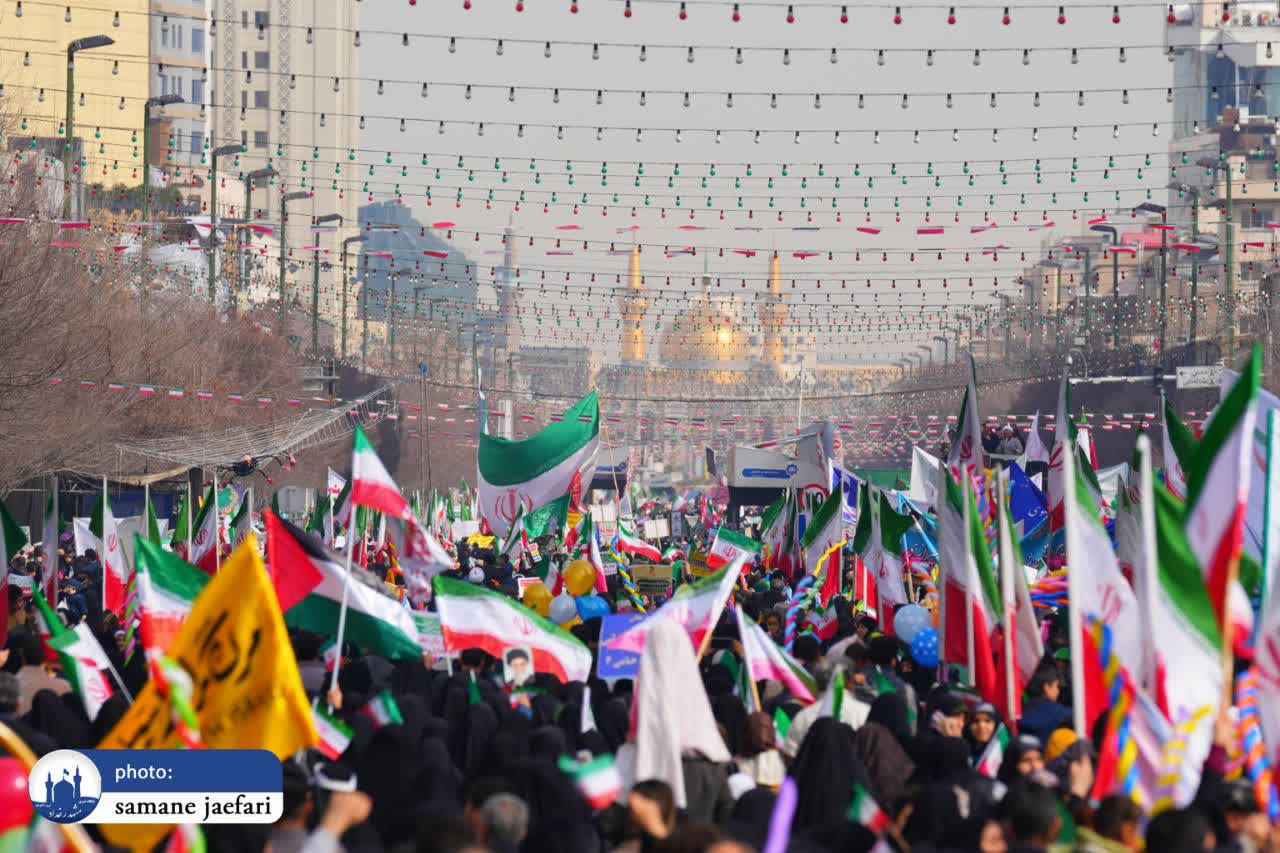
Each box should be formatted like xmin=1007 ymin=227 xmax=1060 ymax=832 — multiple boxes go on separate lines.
xmin=659 ymin=298 xmax=750 ymax=366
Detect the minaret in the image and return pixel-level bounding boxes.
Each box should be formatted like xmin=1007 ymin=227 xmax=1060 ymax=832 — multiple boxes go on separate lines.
xmin=45 ymin=773 xmax=53 ymax=805
xmin=497 ymin=221 xmax=520 ymax=356
xmin=619 ymin=245 xmax=647 ymax=363
xmin=760 ymin=251 xmax=787 ymax=366
xmin=73 ymin=765 xmax=81 ymax=800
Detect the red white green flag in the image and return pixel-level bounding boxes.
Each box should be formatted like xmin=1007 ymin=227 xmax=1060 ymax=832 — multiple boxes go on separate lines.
xmin=946 ymin=353 xmax=985 ymax=478
xmin=433 ymin=575 xmax=593 ymax=682
xmin=738 ymin=612 xmax=817 ymax=704
xmin=48 ymin=622 xmax=115 ymax=720
xmin=938 ymin=468 xmax=1001 ymax=706
xmin=312 ymin=705 xmax=353 ymax=760
xmin=847 ymin=784 xmax=891 ymax=835
xmin=358 ymin=688 xmax=404 ymax=728
xmin=132 ymin=536 xmax=209 ymax=657
xmin=351 ymin=425 xmax=412 ymax=520
xmin=974 ymin=725 xmax=1010 ymax=778
xmin=558 ymin=754 xmax=622 ymax=810
xmin=851 ymin=485 xmax=913 ymax=612
xmin=615 ymin=521 xmax=662 ymax=562
xmin=607 ymin=553 xmax=751 ymax=654
xmin=707 ymin=527 xmax=761 ymax=571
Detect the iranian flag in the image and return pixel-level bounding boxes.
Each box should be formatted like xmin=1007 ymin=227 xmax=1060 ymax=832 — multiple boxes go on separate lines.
xmin=132 ymin=536 xmax=209 ymax=656
xmin=313 ymin=705 xmax=353 ymax=760
xmin=706 ymin=527 xmax=761 ymax=571
xmin=0 ymin=501 xmax=27 ymax=638
xmin=42 ymin=489 xmax=59 ymax=605
xmin=1184 ymin=348 xmax=1260 ymax=651
xmin=851 ymin=486 xmax=913 ymax=613
xmin=478 ymin=391 xmax=600 ymax=539
xmin=946 ymin=353 xmax=985 ymax=477
xmin=995 ymin=486 xmax=1043 ymax=724
xmin=506 ymin=494 xmax=570 ymax=584
xmin=231 ymin=490 xmax=254 ymax=550
xmin=558 ymin=754 xmax=623 ymax=810
xmin=270 ymin=513 xmax=422 ymax=659
xmin=48 ymin=622 xmax=115 ymax=720
xmin=847 ymin=784 xmax=891 ymax=835
xmin=938 ymin=468 xmax=1000 ymax=706
xmin=615 ymin=521 xmax=662 ymax=561
xmin=174 ymin=485 xmax=220 ymax=574
xmin=351 ymin=425 xmax=412 ymax=520
xmin=607 ymin=553 xmax=750 ymax=654
xmin=738 ymin=612 xmax=817 ymax=704
xmin=90 ymin=488 xmax=130 ymax=613
xmin=433 ymin=575 xmax=593 ymax=682
xmin=760 ymin=490 xmax=792 ymax=570
xmin=802 ymin=488 xmax=843 ymax=575
xmin=1163 ymin=395 xmax=1195 ymax=501
xmin=1048 ymin=370 xmax=1103 ymax=529
xmin=358 ymin=688 xmax=404 ymax=728
xmin=974 ymin=725 xmax=1011 ymax=777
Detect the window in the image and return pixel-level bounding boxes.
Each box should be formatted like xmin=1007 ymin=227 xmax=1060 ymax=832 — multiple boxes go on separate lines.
xmin=161 ymin=26 xmax=169 ymax=47
xmin=172 ymin=76 xmax=183 ymax=99
xmin=241 ymin=10 xmax=248 ymax=26
xmin=241 ymin=50 xmax=248 ymax=69
xmin=240 ymin=129 xmax=248 ymax=148
xmin=191 ymin=27 xmax=204 ymax=53
xmin=254 ymin=51 xmax=269 ymax=69
xmin=175 ymin=26 xmax=183 ymax=49
xmin=253 ymin=130 xmax=268 ymax=149
xmin=241 ymin=90 xmax=247 ymax=109
xmin=191 ymin=79 xmax=204 ymax=103
xmin=190 ymin=131 xmax=204 ymax=155
xmin=254 ymin=90 xmax=269 ymax=108
xmin=254 ymin=11 xmax=269 ymax=27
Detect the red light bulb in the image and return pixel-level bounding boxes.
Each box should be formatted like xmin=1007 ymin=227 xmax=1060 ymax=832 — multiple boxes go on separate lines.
xmin=786 ymin=5 xmax=794 ymax=22
xmin=1002 ymin=6 xmax=1010 ymax=24
xmin=893 ymin=6 xmax=901 ymax=23
xmin=1112 ymin=5 xmax=1120 ymax=22
xmin=623 ymin=0 xmax=630 ymax=15
xmin=839 ymin=5 xmax=847 ymax=22
xmin=732 ymin=3 xmax=740 ymax=20
xmin=1057 ymin=5 xmax=1065 ymax=22
xmin=947 ymin=6 xmax=955 ymax=24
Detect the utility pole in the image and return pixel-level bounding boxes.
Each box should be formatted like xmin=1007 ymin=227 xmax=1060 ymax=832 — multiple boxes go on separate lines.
xmin=239 ymin=167 xmax=275 ymax=315
xmin=141 ymin=94 xmax=183 ymax=314
xmin=1191 ymin=193 xmax=1200 ymax=363
xmin=207 ymin=144 xmax=240 ymax=303
xmin=341 ymin=235 xmax=365 ymax=360
xmin=1224 ymin=158 xmax=1236 ymax=362
xmin=63 ymin=36 xmax=114 ymax=219
xmin=309 ymin=213 xmax=341 ymax=351
xmin=277 ymin=191 xmax=309 ymax=336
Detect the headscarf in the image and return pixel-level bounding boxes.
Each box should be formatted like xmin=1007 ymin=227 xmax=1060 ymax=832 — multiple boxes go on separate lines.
xmin=595 ymin=697 xmax=630 ymax=751
xmin=416 ymin=737 xmax=463 ymax=806
xmin=913 ymin=735 xmax=977 ymax=786
xmin=867 ymin=691 xmax=914 ymax=754
xmin=630 ymin=617 xmax=730 ymax=808
xmin=852 ymin=721 xmax=916 ymax=806
xmin=790 ymin=717 xmax=874 ymax=834
xmin=997 ymin=733 xmax=1045 ymax=785
xmin=710 ymin=694 xmax=748 ymax=756
xmin=529 ymin=725 xmax=569 ymax=762
xmin=965 ymin=701 xmax=1003 ymax=761
xmin=26 ymin=690 xmax=92 ymax=750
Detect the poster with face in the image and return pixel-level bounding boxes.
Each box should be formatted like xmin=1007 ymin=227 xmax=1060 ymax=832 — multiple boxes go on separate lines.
xmin=503 ymin=646 xmax=534 ymax=686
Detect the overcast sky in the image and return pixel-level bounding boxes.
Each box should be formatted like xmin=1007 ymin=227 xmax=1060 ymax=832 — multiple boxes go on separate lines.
xmin=355 ymin=0 xmax=1174 ymax=364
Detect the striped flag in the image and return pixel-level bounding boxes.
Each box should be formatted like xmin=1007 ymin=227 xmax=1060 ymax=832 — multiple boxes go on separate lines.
xmin=974 ymin=725 xmax=1010 ymax=777
xmin=847 ymin=784 xmax=891 ymax=834
xmin=312 ymin=705 xmax=353 ymax=759
xmin=738 ymin=613 xmax=816 ymax=704
xmin=558 ymin=754 xmax=622 ymax=810
xmin=358 ymin=688 xmax=403 ymax=728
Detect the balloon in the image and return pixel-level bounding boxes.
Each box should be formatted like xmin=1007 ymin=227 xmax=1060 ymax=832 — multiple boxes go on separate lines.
xmin=0 ymin=758 xmax=31 ymax=833
xmin=563 ymin=559 xmax=597 ymax=596
xmin=523 ymin=581 xmax=552 ymax=617
xmin=559 ymin=615 xmax=583 ymax=630
xmin=909 ymin=627 xmax=940 ymax=669
xmin=893 ymin=604 xmax=932 ymax=644
xmin=549 ymin=592 xmax=578 ymax=624
xmin=575 ymin=595 xmax=610 ymax=620
xmin=467 ymin=567 xmax=485 ymax=584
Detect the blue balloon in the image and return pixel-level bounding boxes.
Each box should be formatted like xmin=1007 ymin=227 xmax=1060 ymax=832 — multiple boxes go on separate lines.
xmin=893 ymin=604 xmax=932 ymax=644
xmin=575 ymin=595 xmax=611 ymax=621
xmin=910 ymin=627 xmax=939 ymax=668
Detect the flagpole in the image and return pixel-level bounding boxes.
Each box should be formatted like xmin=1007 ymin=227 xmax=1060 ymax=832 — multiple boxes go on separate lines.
xmin=47 ymin=474 xmax=59 ymax=604
xmin=329 ymin=531 xmax=357 ymax=698
xmin=102 ymin=475 xmax=108 ymax=613
xmin=213 ymin=476 xmax=221 ymax=573
xmin=186 ymin=477 xmax=193 ymax=558
xmin=1261 ymin=410 xmax=1280 ymax=621
xmin=961 ymin=472 xmax=976 ymax=688
xmin=997 ymin=474 xmax=1017 ymax=724
xmin=1136 ymin=434 xmax=1160 ymax=694
xmin=934 ymin=461 xmax=949 ymax=677
xmin=1062 ymin=429 xmax=1087 ymax=738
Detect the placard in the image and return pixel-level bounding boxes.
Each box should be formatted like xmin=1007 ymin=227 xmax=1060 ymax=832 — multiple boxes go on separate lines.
xmin=596 ymin=613 xmax=647 ymax=679
xmin=642 ymin=518 xmax=669 ymax=540
xmin=412 ymin=612 xmax=446 ymax=656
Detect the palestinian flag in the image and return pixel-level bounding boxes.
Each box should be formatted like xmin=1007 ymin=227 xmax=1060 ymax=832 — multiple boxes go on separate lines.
xmin=706 ymin=527 xmax=761 ymax=571
xmin=614 ymin=521 xmax=662 ymax=561
xmin=847 ymin=784 xmax=891 ymax=835
xmin=558 ymin=754 xmax=622 ymax=810
xmin=358 ymin=688 xmax=403 ymax=728
xmin=478 ymin=390 xmax=600 ymax=539
xmin=433 ymin=575 xmax=593 ymax=682
xmin=852 ymin=486 xmax=913 ymax=613
xmin=1184 ymin=347 xmax=1260 ymax=650
xmin=351 ymin=425 xmax=412 ymax=520
xmin=946 ymin=353 xmax=985 ymax=477
xmin=268 ymin=512 xmax=421 ymax=659
xmin=938 ymin=470 xmax=1001 ymax=707
xmin=48 ymin=622 xmax=115 ymax=720
xmin=607 ymin=553 xmax=750 ymax=654
xmin=738 ymin=612 xmax=817 ymax=704
xmin=974 ymin=725 xmax=1010 ymax=777
xmin=312 ymin=705 xmax=353 ymax=759
xmin=133 ymin=537 xmax=209 ymax=656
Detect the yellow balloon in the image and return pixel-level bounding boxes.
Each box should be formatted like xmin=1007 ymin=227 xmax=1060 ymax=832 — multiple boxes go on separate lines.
xmin=523 ymin=581 xmax=552 ymax=617
xmin=563 ymin=559 xmax=597 ymax=596
xmin=559 ymin=615 xmax=583 ymax=630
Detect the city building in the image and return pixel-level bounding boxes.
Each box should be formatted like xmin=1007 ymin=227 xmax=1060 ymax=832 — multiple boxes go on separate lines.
xmin=150 ymin=0 xmax=211 ymax=213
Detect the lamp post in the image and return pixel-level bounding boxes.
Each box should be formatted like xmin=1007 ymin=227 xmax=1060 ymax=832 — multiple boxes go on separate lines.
xmin=63 ymin=35 xmax=114 ymax=219
xmin=309 ymin=213 xmax=342 ymax=351
xmin=386 ymin=271 xmax=401 ymax=366
xmin=206 ymin=143 xmax=240 ymax=303
xmin=412 ymin=288 xmax=446 ymax=368
xmin=1090 ymin=224 xmax=1122 ymax=350
xmin=237 ymin=166 xmax=275 ymax=313
xmin=1198 ymin=156 xmax=1236 ymax=361
xmin=918 ymin=343 xmax=934 ymax=369
xmin=1135 ymin=202 xmax=1170 ymax=360
xmin=340 ymin=234 xmax=365 ymax=360
xmin=139 ymin=94 xmax=183 ymax=312
xmin=933 ymin=335 xmax=950 ymax=367
xmin=277 ymin=191 xmax=309 ymax=336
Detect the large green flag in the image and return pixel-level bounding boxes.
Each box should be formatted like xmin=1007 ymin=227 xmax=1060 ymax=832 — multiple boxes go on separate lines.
xmin=0 ymin=500 xmax=29 ymax=565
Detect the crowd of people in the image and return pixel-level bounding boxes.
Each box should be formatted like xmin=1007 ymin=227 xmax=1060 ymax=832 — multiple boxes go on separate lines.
xmin=1 ymin=521 xmax=1274 ymax=853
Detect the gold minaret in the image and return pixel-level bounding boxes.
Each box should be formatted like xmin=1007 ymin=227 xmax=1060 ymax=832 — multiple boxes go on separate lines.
xmin=620 ymin=245 xmax=648 ymax=362
xmin=760 ymin=251 xmax=787 ymax=365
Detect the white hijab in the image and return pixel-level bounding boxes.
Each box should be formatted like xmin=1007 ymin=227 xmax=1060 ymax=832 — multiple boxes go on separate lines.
xmin=628 ymin=616 xmax=731 ymax=807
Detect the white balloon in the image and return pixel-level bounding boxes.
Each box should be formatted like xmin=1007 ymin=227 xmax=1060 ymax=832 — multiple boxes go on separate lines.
xmin=549 ymin=593 xmax=577 ymax=624
xmin=467 ymin=567 xmax=485 ymax=584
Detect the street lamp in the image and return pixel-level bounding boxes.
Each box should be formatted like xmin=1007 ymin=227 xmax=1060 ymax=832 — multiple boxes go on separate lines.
xmin=1135 ymin=202 xmax=1170 ymax=359
xmin=236 ymin=166 xmax=275 ymax=313
xmin=918 ymin=343 xmax=934 ymax=368
xmin=1067 ymin=347 xmax=1089 ymax=380
xmin=277 ymin=191 xmax=309 ymax=335
xmin=140 ymin=94 xmax=182 ymax=311
xmin=309 ymin=213 xmax=342 ymax=350
xmin=206 ymin=143 xmax=241 ymax=302
xmin=1198 ymin=156 xmax=1236 ymax=360
xmin=933 ymin=335 xmax=950 ymax=367
xmin=63 ymin=35 xmax=114 ymax=218
xmin=340 ymin=234 xmax=365 ymax=359
xmin=1090 ymin=224 xmax=1122 ymax=350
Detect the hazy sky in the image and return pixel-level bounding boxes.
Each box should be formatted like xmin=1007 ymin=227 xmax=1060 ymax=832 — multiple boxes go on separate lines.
xmin=354 ymin=0 xmax=1174 ymax=364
